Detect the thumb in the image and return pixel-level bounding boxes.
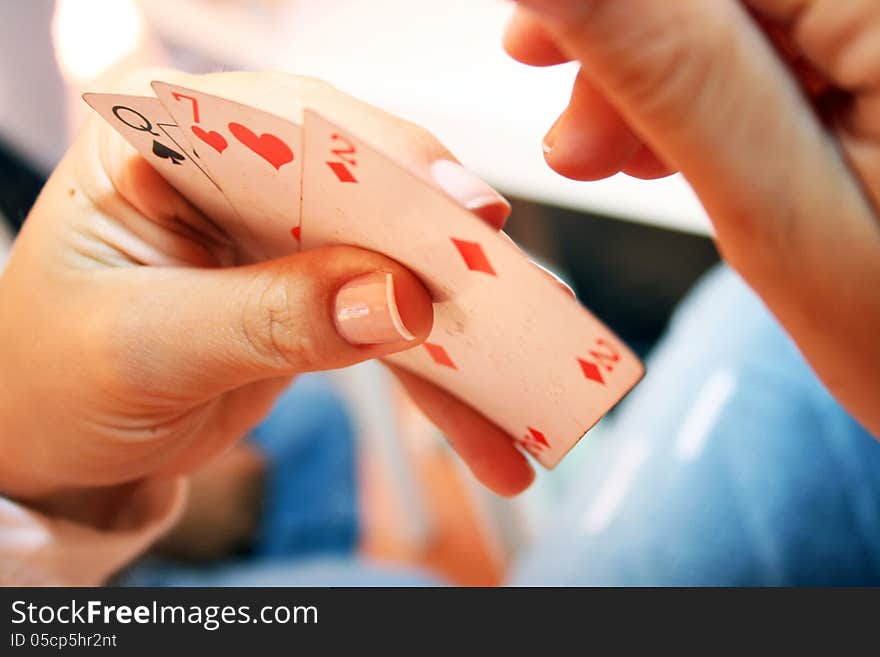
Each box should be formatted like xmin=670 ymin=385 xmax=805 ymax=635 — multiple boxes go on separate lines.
xmin=518 ymin=1 xmax=880 ymax=441
xmin=516 ymin=0 xmax=868 ymax=268
xmin=103 ymin=245 xmax=433 ymax=398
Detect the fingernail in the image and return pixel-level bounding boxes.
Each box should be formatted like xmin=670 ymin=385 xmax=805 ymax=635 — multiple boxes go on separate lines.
xmin=334 ymin=272 xmax=415 ymax=345
xmin=431 ymin=160 xmax=511 ymax=229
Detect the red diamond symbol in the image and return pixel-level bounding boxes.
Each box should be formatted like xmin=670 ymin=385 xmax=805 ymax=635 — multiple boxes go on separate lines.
xmin=424 ymin=342 xmax=457 ymax=369
xmin=526 ymin=427 xmax=549 ymax=447
xmin=451 ymin=238 xmax=496 ymax=276
xmin=291 ymin=226 xmax=301 ymax=241
xmin=327 ymin=161 xmax=358 ymax=183
xmin=520 ymin=427 xmax=549 ymax=456
xmin=578 ymin=358 xmax=605 ymax=385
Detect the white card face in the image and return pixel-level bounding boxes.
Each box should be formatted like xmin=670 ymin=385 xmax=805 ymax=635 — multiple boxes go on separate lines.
xmin=152 ymin=82 xmax=304 ymax=259
xmin=301 ymin=109 xmax=645 ymax=467
xmin=82 ymin=93 xmax=242 ymax=235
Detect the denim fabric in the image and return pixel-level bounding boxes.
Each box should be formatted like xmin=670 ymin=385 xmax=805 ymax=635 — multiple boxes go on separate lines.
xmin=511 ymin=265 xmax=880 ymax=585
xmin=120 ymin=373 xmax=360 ymax=586
xmin=249 ymin=374 xmax=359 ymax=559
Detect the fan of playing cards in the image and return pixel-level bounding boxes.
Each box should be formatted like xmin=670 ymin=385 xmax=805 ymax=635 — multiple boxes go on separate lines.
xmin=83 ymin=79 xmax=644 ymax=469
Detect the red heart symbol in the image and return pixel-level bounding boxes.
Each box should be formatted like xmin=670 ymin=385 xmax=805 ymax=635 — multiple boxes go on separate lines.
xmin=191 ymin=126 xmax=228 ymax=153
xmin=228 ymin=122 xmax=293 ymax=170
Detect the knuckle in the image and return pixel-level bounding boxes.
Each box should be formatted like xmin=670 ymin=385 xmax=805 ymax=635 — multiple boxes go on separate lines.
xmin=251 ymin=72 xmax=337 ymax=100
xmin=631 ymin=34 xmax=723 ymax=120
xmin=577 ymin=3 xmax=731 ymax=119
xmin=405 ymin=123 xmax=450 ymax=160
xmin=286 ymin=74 xmax=335 ymax=94
xmin=795 ymin=1 xmax=880 ymax=88
xmin=240 ymin=269 xmax=331 ymax=372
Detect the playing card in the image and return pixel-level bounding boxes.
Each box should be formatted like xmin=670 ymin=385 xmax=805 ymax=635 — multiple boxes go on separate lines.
xmin=82 ymin=93 xmax=243 ymax=240
xmin=301 ymin=109 xmax=644 ymax=467
xmin=151 ymin=82 xmax=304 ymax=258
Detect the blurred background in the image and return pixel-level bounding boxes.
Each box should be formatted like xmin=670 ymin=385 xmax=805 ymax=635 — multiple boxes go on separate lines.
xmin=0 ymin=0 xmax=721 ymax=585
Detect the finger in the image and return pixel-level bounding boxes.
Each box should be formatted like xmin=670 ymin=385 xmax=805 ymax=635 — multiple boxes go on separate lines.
xmin=736 ymin=5 xmax=869 ymax=204
xmin=515 ymin=0 xmax=868 ymax=261
xmin=516 ymin=0 xmax=880 ymax=437
xmin=96 ymin=153 xmax=236 ymax=267
xmin=92 ymin=245 xmax=434 ymax=400
xmin=155 ymin=376 xmax=294 ymax=479
xmin=747 ymin=0 xmax=880 ymax=89
xmin=389 ymin=365 xmax=535 ymax=497
xmin=429 ymin=160 xmax=511 ymax=229
xmin=754 ymin=0 xmax=880 ymax=227
xmin=503 ymin=6 xmax=572 ymax=67
xmin=542 ymin=71 xmax=644 ymax=180
xmin=622 ymin=144 xmax=677 ymax=180
xmin=745 ymin=6 xmax=832 ymax=100
xmin=149 ymin=69 xmax=510 ymax=230
xmin=68 ymin=68 xmax=240 ymax=267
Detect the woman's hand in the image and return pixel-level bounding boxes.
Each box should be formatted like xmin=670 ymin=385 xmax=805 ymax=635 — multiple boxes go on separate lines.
xmin=505 ymin=0 xmax=880 ymax=438
xmin=0 ymin=69 xmax=534 ymax=502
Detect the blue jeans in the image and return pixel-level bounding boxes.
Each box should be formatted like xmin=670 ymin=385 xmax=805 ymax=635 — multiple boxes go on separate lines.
xmin=120 ymin=374 xmax=364 ymax=586
xmin=512 ymin=265 xmax=880 ymax=585
xmin=249 ymin=375 xmax=359 ymax=558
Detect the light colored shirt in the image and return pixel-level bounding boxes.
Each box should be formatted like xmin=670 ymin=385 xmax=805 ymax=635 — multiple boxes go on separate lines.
xmin=0 ymin=479 xmax=185 ymax=586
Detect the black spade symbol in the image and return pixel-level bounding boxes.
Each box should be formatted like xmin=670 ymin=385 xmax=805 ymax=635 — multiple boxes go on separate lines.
xmin=152 ymin=140 xmax=185 ymax=165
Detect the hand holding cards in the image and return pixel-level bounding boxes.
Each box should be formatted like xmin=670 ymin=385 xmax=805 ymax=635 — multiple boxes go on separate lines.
xmin=84 ymin=75 xmax=644 ymax=469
